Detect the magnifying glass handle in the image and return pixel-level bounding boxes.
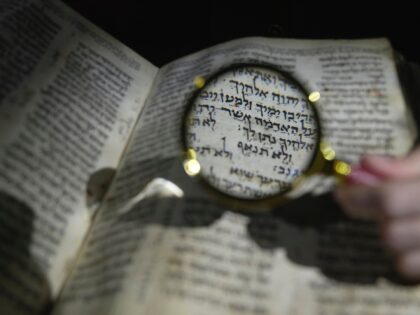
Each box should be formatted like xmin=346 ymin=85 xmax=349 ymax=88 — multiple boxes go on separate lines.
xmin=318 ymin=142 xmax=382 ymax=186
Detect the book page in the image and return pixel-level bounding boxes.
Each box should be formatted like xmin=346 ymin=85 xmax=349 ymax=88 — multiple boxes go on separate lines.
xmin=0 ymin=1 xmax=157 ymax=314
xmin=54 ymin=38 xmax=419 ymax=315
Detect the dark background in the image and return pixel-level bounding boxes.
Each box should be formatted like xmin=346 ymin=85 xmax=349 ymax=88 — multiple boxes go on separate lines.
xmin=61 ymin=0 xmax=420 ymax=66
xmin=62 ymin=1 xmax=420 ymax=66
xmin=60 ymin=1 xmax=420 ymax=139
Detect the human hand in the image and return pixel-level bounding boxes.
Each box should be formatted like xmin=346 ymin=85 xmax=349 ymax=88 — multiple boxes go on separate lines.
xmin=335 ymin=147 xmax=420 ymax=279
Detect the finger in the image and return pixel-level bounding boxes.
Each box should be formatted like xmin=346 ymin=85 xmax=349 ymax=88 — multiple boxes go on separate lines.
xmin=395 ymin=250 xmax=420 ymax=279
xmin=346 ymin=164 xmax=382 ymax=186
xmin=334 ymin=185 xmax=382 ymax=220
xmin=381 ymin=216 xmax=420 ymax=253
xmin=335 ymin=178 xmax=420 ymax=220
xmin=361 ymin=147 xmax=420 ymax=180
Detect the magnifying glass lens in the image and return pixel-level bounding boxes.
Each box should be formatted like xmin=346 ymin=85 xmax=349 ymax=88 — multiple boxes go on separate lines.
xmin=184 ymin=66 xmax=319 ymax=200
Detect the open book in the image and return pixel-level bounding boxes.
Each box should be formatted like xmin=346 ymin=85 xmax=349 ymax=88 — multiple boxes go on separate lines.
xmin=1 ymin=0 xmax=420 ymax=314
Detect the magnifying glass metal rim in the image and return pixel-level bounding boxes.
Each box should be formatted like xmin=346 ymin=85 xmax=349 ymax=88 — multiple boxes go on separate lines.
xmin=181 ymin=63 xmax=350 ymax=212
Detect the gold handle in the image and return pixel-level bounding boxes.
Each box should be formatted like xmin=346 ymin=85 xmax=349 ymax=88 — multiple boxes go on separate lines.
xmin=320 ymin=140 xmax=352 ymax=179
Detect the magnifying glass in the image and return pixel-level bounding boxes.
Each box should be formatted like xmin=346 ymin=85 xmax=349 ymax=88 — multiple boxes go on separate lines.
xmin=182 ymin=64 xmax=351 ymax=211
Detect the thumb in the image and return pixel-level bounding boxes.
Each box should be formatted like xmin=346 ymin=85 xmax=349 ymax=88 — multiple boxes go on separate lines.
xmin=360 ymin=147 xmax=420 ymax=180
